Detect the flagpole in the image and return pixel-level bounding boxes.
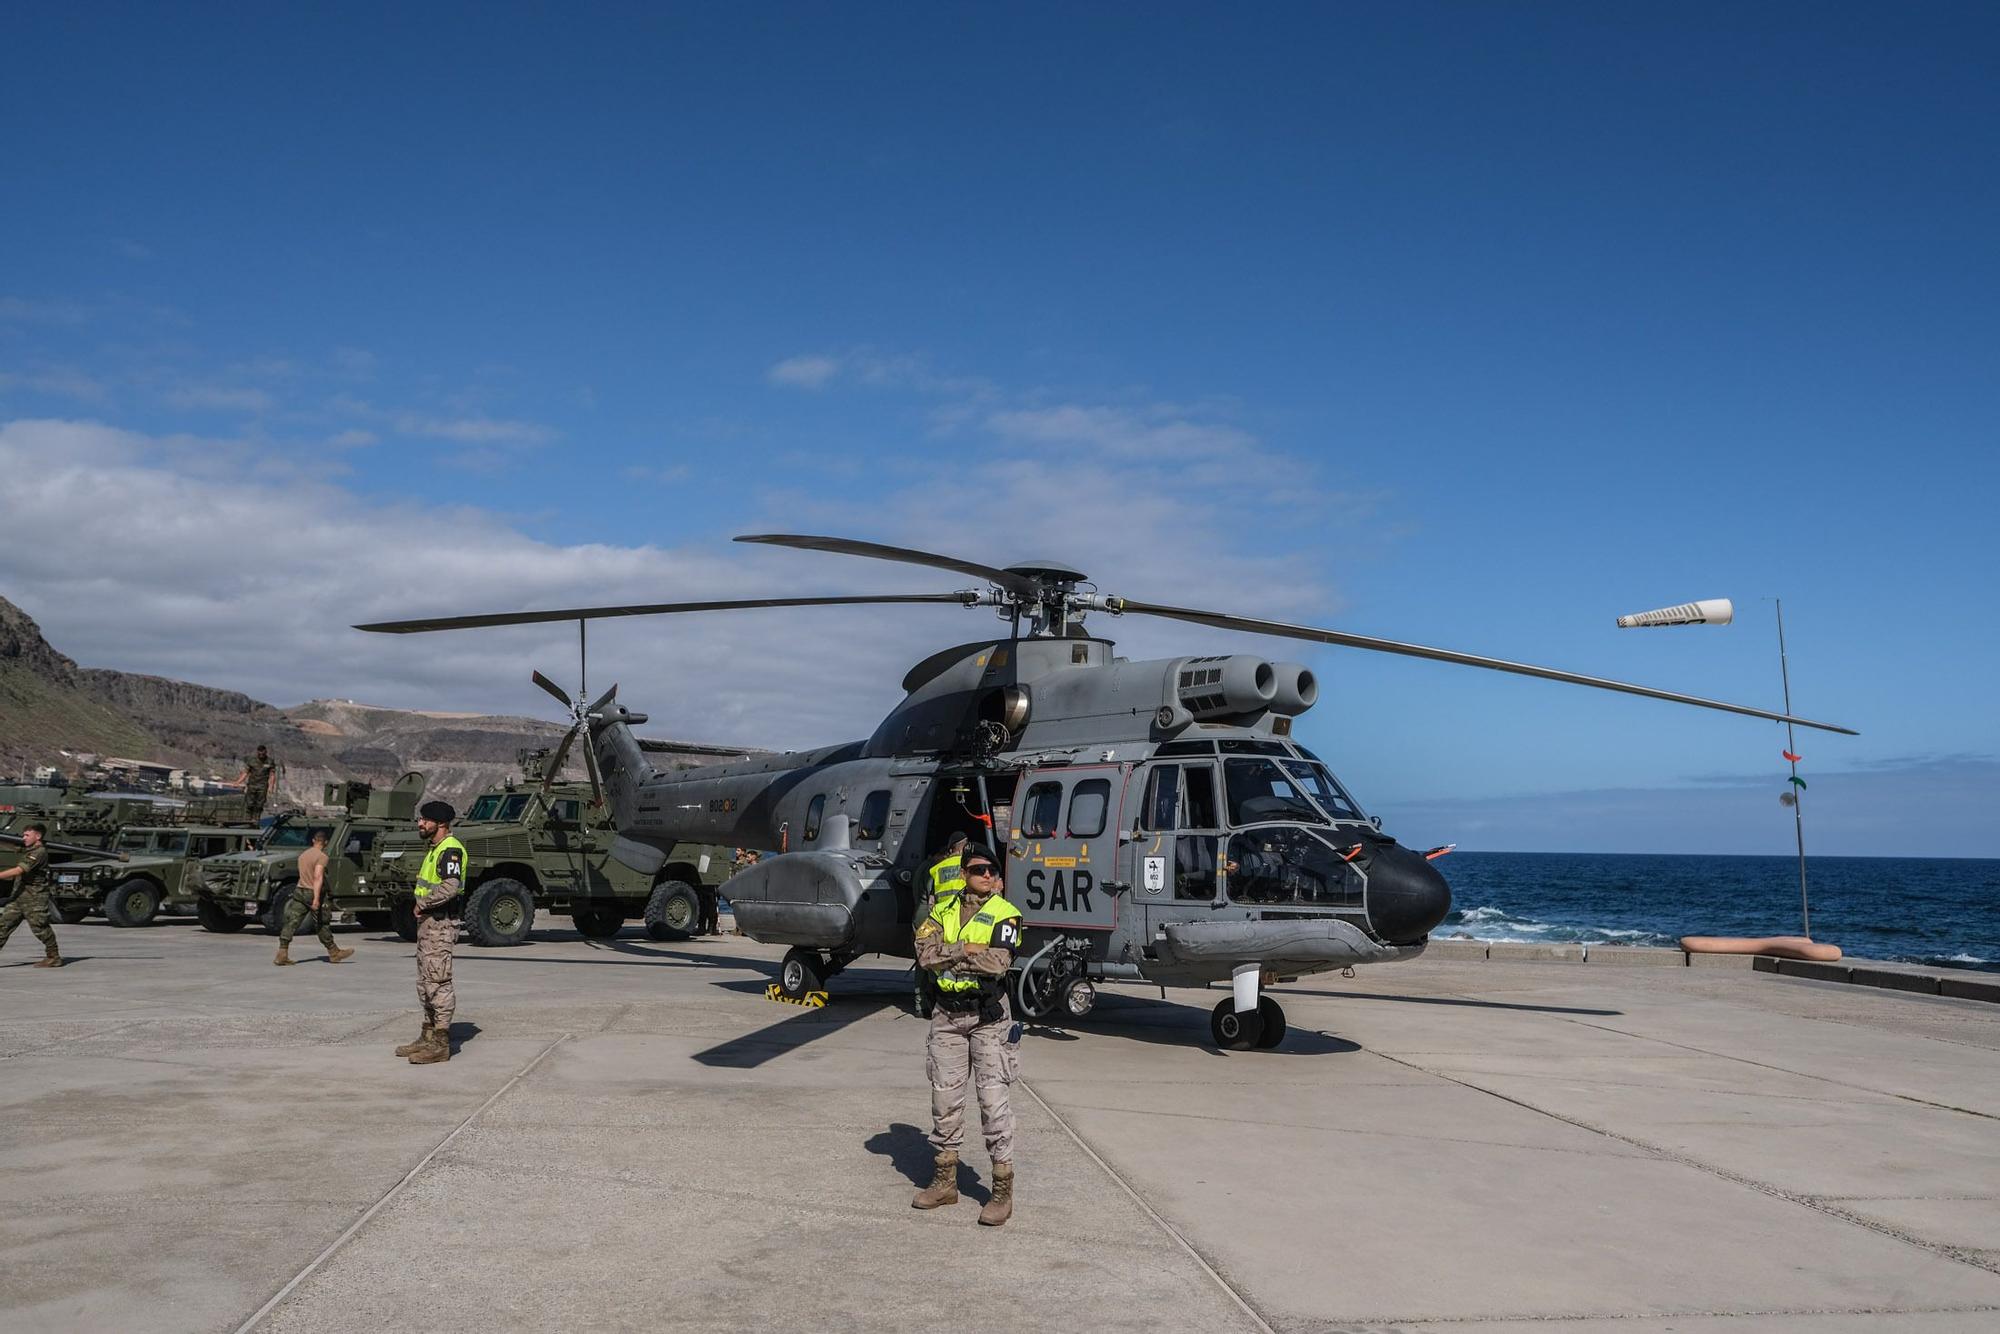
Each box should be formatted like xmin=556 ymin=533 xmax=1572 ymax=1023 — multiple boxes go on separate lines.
xmin=1775 ymin=598 xmax=1810 ymax=937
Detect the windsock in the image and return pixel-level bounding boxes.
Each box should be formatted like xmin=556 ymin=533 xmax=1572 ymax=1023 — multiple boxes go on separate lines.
xmin=1616 ymin=598 xmax=1734 ymax=628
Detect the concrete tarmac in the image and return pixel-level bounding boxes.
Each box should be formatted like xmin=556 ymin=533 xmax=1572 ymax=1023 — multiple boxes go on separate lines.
xmin=4 ymin=921 xmax=2000 ymax=1333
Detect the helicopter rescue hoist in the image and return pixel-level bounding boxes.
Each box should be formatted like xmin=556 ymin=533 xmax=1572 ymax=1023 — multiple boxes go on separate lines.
xmin=360 ymin=534 xmax=1854 ymax=1051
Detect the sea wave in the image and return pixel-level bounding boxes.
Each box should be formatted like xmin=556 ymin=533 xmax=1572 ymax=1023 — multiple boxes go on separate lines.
xmin=1440 ymin=903 xmax=1681 ymax=948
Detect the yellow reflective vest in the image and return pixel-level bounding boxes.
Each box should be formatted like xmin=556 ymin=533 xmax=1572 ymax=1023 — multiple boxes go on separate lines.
xmin=415 ymin=835 xmax=468 ymax=903
xmin=928 ymin=893 xmax=1023 ymax=994
xmin=928 ymin=852 xmax=966 ymax=903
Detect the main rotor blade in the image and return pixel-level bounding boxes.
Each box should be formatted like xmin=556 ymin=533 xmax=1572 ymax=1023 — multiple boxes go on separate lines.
xmin=355 ymin=593 xmax=978 ymax=635
xmin=531 ymin=670 xmax=574 ymax=710
xmin=736 ymin=534 xmax=1045 ymax=600
xmin=1115 ymin=599 xmax=1858 ymax=735
xmin=580 ymin=729 xmax=606 ymax=808
xmin=542 ymin=725 xmax=579 ymax=795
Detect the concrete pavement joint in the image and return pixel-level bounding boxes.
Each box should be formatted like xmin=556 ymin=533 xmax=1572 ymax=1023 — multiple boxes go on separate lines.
xmin=1368 ymin=1049 xmax=2000 ymax=1279
xmin=230 ymin=1031 xmax=572 ymax=1334
xmin=1016 ymin=1076 xmax=1278 ymax=1334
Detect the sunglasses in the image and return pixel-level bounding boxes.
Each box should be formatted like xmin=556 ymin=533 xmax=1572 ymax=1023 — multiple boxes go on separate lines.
xmin=962 ymin=863 xmax=1001 ymax=877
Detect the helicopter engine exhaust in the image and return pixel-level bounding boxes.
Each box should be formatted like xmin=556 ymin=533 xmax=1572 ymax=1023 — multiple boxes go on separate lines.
xmin=1173 ymin=655 xmax=1278 ymax=720
xmin=1268 ymin=662 xmax=1318 ymax=716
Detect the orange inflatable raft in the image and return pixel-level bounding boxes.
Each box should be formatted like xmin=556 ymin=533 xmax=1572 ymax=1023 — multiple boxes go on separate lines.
xmin=1679 ymin=935 xmax=1842 ymax=962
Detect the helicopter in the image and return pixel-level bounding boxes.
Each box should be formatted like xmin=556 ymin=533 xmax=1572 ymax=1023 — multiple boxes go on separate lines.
xmin=358 ymin=534 xmax=1855 ymax=1051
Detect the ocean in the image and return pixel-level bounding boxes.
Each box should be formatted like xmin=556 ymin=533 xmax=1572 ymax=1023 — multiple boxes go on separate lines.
xmin=1435 ymin=852 xmax=2000 ymax=973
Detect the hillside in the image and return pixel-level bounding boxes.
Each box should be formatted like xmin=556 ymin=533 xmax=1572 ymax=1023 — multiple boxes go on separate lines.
xmin=0 ymin=595 xmax=753 ymax=809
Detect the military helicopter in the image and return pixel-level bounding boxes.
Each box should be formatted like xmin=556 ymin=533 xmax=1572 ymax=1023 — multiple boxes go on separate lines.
xmin=359 ymin=534 xmax=1854 ymax=1050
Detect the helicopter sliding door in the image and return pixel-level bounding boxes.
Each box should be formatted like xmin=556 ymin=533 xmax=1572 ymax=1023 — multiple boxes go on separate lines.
xmin=1007 ymin=764 xmax=1126 ymax=933
xmin=1131 ymin=760 xmax=1226 ymax=943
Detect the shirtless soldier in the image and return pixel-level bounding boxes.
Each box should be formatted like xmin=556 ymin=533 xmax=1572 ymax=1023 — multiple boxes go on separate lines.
xmin=274 ymin=829 xmax=354 ymax=966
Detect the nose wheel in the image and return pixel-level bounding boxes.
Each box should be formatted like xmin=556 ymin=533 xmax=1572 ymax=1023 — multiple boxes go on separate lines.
xmin=1210 ymin=996 xmax=1287 ymax=1050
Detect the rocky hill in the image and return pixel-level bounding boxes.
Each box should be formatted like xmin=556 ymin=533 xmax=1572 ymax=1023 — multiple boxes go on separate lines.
xmin=0 ymin=595 xmax=753 ymax=810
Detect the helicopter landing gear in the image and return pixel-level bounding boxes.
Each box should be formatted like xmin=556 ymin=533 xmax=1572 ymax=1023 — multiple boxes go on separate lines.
xmin=1211 ymin=963 xmax=1284 ymax=1051
xmin=778 ymin=948 xmax=823 ymax=1000
xmin=1254 ymin=995 xmax=1287 ymax=1049
xmin=1014 ymin=933 xmax=1093 ymax=1025
xmin=1210 ymin=999 xmax=1264 ymax=1051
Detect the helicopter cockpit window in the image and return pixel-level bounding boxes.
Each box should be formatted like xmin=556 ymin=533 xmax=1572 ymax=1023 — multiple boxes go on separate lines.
xmin=1183 ymin=765 xmax=1220 ymax=829
xmin=1141 ymin=766 xmax=1179 ymax=831
xmin=1021 ymin=782 xmax=1062 ymax=838
xmin=1153 ymin=739 xmax=1215 ymax=757
xmin=1218 ymin=738 xmax=1291 ymax=756
xmin=1225 ymin=828 xmax=1363 ymax=907
xmin=498 ymin=795 xmax=532 ymax=822
xmin=804 ymin=794 xmax=826 ymax=843
xmin=1283 ymin=761 xmax=1364 ymax=821
xmin=467 ymin=795 xmax=505 ymax=822
xmin=857 ymin=789 xmax=891 ymax=841
xmin=1224 ymin=758 xmax=1328 ymax=826
xmin=1067 ymin=779 xmax=1110 ymax=838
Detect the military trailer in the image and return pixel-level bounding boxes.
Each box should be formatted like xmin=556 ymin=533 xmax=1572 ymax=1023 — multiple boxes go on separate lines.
xmin=366 ymin=749 xmax=733 ymax=947
xmin=196 ymin=773 xmax=425 ymax=935
xmin=50 ymin=824 xmax=268 ymax=927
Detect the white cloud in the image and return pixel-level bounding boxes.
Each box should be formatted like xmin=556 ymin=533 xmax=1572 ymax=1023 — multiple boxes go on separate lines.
xmin=328 ymin=428 xmax=378 ymax=448
xmin=391 ymin=412 xmax=554 ymax=444
xmin=0 ymin=364 xmax=109 ymax=402
xmin=166 ymin=384 xmax=276 ymax=413
xmin=766 ymin=354 xmax=841 ymax=389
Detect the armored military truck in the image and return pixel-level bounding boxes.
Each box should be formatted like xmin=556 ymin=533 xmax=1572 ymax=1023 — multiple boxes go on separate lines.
xmin=49 ymin=824 xmax=268 ymax=927
xmin=2 ymin=786 xmax=221 ymax=921
xmin=196 ymin=773 xmax=425 ymax=935
xmin=367 ymin=749 xmax=733 ymax=947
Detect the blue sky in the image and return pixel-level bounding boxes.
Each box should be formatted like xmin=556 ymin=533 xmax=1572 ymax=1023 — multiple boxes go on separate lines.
xmin=3 ymin=3 xmax=1995 ymax=855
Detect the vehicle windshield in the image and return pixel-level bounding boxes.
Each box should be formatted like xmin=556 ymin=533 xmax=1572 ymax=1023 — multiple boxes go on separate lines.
xmin=1224 ymin=827 xmax=1365 ymax=908
xmin=1223 ymin=758 xmax=1328 ymax=826
xmin=262 ymin=824 xmax=315 ymax=849
xmin=115 ymin=830 xmax=153 ymax=852
xmin=1283 ymin=761 xmax=1365 ymax=821
xmin=467 ymin=794 xmax=505 ymax=822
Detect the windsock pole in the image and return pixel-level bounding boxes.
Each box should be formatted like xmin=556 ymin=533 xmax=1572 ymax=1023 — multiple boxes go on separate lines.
xmin=1775 ymin=599 xmax=1810 ymax=937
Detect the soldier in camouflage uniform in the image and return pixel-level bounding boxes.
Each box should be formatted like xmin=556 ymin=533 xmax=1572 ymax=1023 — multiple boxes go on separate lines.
xmin=396 ymin=801 xmax=466 ymax=1065
xmin=235 ymin=745 xmax=277 ymax=822
xmin=0 ymin=824 xmax=64 ymax=967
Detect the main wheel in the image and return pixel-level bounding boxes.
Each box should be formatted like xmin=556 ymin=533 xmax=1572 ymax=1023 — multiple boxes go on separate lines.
xmin=1062 ymin=978 xmax=1097 ymax=1021
xmin=571 ymin=905 xmax=627 ymax=939
xmin=465 ymin=878 xmax=537 ymax=947
xmin=55 ymin=900 xmax=93 ymax=924
xmin=262 ymin=883 xmax=300 ymax=936
xmin=778 ymin=947 xmax=824 ymax=1000
xmin=390 ymin=898 xmax=418 ymax=942
xmin=1210 ymin=999 xmax=1265 ymax=1052
xmin=196 ymin=895 xmax=247 ymax=933
xmin=643 ymin=880 xmax=701 ymax=942
xmin=1253 ymin=996 xmax=1287 ymax=1049
xmin=104 ymin=878 xmax=163 ymax=928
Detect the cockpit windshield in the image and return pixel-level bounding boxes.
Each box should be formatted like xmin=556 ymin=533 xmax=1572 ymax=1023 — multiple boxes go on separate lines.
xmin=1223 ymin=758 xmax=1328 ymax=826
xmin=1283 ymin=761 xmax=1365 ymax=821
xmin=1224 ymin=827 xmax=1365 ymax=908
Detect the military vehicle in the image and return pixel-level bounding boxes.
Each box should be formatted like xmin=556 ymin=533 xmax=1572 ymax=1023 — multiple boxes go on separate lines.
xmin=361 ymin=532 xmax=1854 ymax=1050
xmin=2 ymin=787 xmax=211 ymax=921
xmin=365 ymin=747 xmax=733 ymax=947
xmin=196 ymin=773 xmax=425 ymax=935
xmin=49 ymin=824 xmax=268 ymax=927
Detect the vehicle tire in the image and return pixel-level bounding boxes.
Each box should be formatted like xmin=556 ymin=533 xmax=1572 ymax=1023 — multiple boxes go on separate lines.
xmin=778 ymin=947 xmax=824 ymax=1000
xmin=390 ymin=898 xmax=418 ymax=942
xmin=1210 ymin=999 xmax=1264 ymax=1052
xmin=262 ymin=883 xmax=301 ymax=936
xmin=572 ymin=905 xmax=627 ymax=939
xmin=1253 ymin=996 xmax=1287 ymax=1049
xmin=104 ymin=877 xmax=163 ymax=928
xmin=465 ymin=878 xmax=536 ymax=947
xmin=196 ymin=895 xmax=247 ymax=934
xmin=55 ymin=900 xmax=93 ymax=924
xmin=355 ymin=910 xmax=392 ymax=931
xmin=643 ymin=880 xmax=702 ymax=941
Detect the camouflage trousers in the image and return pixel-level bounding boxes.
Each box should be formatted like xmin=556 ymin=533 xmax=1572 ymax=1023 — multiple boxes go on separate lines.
xmin=926 ymin=996 xmax=1019 ymax=1163
xmin=0 ymin=887 xmax=58 ymax=957
xmin=279 ymin=892 xmax=336 ymax=951
xmin=415 ymin=913 xmax=456 ymax=1030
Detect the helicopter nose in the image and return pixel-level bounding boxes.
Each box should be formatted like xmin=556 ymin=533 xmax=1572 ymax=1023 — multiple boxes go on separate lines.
xmin=1365 ymin=841 xmax=1452 ymax=945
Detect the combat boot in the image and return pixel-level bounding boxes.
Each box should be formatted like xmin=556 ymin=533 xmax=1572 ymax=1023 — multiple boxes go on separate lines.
xmin=978 ymin=1161 xmax=1013 ymax=1226
xmin=912 ymin=1151 xmax=959 ymax=1209
xmin=395 ymin=1024 xmax=434 ymax=1057
xmin=33 ymin=951 xmax=63 ymax=969
xmin=273 ymin=945 xmax=294 ymax=966
xmin=327 ymin=945 xmax=354 ymax=963
xmin=407 ymin=1029 xmax=451 ymax=1064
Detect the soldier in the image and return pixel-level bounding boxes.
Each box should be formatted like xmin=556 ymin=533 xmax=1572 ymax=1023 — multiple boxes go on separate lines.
xmin=396 ymin=801 xmax=466 ymax=1065
xmin=911 ymin=848 xmax=1022 ymax=1225
xmin=0 ymin=824 xmax=63 ymax=968
xmin=234 ymin=745 xmax=277 ymax=823
xmin=921 ymin=832 xmax=969 ymax=918
xmin=274 ymin=829 xmax=354 ymax=966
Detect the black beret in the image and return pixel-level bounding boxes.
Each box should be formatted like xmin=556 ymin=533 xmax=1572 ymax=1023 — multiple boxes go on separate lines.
xmin=420 ymin=801 xmax=456 ymax=824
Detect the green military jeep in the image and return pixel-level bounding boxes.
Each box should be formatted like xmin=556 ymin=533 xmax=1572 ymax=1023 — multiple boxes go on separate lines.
xmin=196 ymin=773 xmax=425 ymax=935
xmin=3 ymin=787 xmax=247 ymax=922
xmin=52 ymin=824 xmax=266 ymax=927
xmin=367 ymin=749 xmax=733 ymax=947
